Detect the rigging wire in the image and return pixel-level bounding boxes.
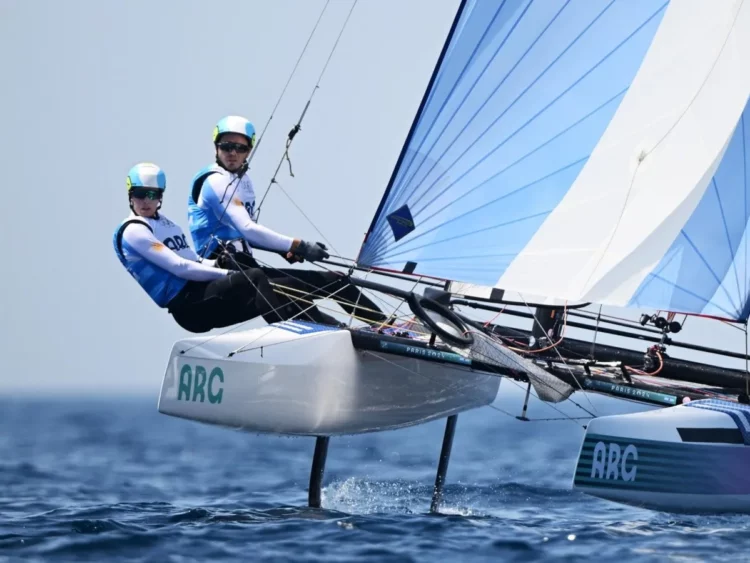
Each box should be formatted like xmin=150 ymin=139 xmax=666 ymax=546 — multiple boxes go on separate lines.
xmin=256 ymin=0 xmax=359 ymax=221
xmin=228 ymin=294 xmax=434 ymax=358
xmin=266 ymin=179 xmax=340 ymax=255
xmin=181 ymin=236 xmax=370 ymax=357
xmin=227 ymin=284 xmax=351 ymax=357
xmin=190 ymin=248 xmax=428 ymax=357
xmin=170 ymin=0 xmax=743 ymax=416
xmin=185 ymin=249 xmax=619 ymax=422
xmin=183 ymin=1 xmax=366 ymax=354
xmin=178 ymin=249 xmax=348 ymax=356
xmin=254 ymin=255 xmax=406 ymax=320
xmin=458 ymin=329 xmax=597 ymax=419
xmin=254 ymin=0 xmax=333 ymax=155
xmin=721 ymin=318 xmax=747 ymax=332
xmin=515 ymin=294 xmax=599 ymax=417
xmin=488 ymin=404 xmax=593 ymax=423
xmin=200 ymin=245 xmax=598 ymax=424
xmin=195 ymin=0 xmax=332 ymax=260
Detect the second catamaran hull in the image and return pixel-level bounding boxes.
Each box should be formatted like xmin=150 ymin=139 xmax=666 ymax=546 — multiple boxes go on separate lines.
xmin=157 ymin=321 xmax=500 ymax=436
xmin=573 ymin=400 xmax=750 ymax=513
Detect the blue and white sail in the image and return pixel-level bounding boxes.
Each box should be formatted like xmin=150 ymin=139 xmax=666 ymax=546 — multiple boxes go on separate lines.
xmin=629 ymin=101 xmax=750 ymax=320
xmin=358 ymin=0 xmax=750 ymax=319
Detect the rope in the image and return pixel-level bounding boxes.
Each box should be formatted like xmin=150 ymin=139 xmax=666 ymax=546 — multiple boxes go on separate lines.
xmin=488 ymin=404 xmax=593 ymax=423
xmin=256 ymin=0 xmax=359 ymax=220
xmin=624 ymin=348 xmax=664 ymax=376
xmin=458 ymin=328 xmax=597 ymax=420
xmin=228 ymin=283 xmax=350 ymax=357
xmin=269 ymin=281 xmax=389 ymax=321
xmin=180 ymin=244 xmax=349 ymax=355
xmin=185 ymin=248 xmax=424 ymax=356
xmin=182 ymin=254 xmax=594 ymax=425
xmin=253 ymin=0 xmax=333 ymax=158
xmin=514 ymin=295 xmax=598 ymax=417
xmin=195 ymin=1 xmax=332 ymax=260
xmin=483 ymin=306 xmax=506 ymax=327
xmin=254 ymin=254 xmax=413 ymax=329
xmin=505 ymin=303 xmax=568 ymax=354
xmin=267 ymin=179 xmax=340 ymax=255
xmin=228 ymin=292 xmax=433 ymax=359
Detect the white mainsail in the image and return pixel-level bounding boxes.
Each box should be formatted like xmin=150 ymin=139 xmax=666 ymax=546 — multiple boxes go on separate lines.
xmin=499 ymin=0 xmax=750 ymax=308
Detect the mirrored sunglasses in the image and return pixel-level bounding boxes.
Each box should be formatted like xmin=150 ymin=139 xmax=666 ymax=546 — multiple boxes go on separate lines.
xmin=130 ymin=188 xmax=163 ymax=200
xmin=217 ymin=141 xmax=251 ymax=154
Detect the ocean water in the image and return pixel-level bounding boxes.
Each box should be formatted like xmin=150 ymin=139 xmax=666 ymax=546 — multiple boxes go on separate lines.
xmin=1 ymin=394 xmax=748 ymax=562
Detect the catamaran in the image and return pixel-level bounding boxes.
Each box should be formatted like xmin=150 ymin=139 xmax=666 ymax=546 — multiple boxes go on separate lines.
xmin=157 ymin=0 xmax=750 ymax=514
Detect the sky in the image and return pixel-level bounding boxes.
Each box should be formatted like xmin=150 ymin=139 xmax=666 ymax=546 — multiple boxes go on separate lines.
xmin=1 ymin=0 xmax=748 ymax=407
xmin=0 ymin=0 xmax=460 ymax=396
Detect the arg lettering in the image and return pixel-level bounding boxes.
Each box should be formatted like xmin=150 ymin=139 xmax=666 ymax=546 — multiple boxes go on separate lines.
xmin=590 ymin=441 xmax=638 ymax=482
xmin=164 ymin=235 xmax=189 ymax=252
xmin=178 ymin=364 xmax=224 ymax=404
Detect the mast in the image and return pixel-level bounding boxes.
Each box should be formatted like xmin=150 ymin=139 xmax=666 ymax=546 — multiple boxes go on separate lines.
xmin=530 ymin=306 xmax=563 ymax=349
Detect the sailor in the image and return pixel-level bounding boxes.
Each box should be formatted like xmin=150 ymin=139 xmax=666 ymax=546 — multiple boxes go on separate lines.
xmin=114 ymin=162 xmax=336 ymax=332
xmin=187 ymin=115 xmax=387 ymax=325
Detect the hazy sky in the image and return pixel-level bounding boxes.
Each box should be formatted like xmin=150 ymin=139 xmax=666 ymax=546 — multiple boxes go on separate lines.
xmin=2 ymin=0 xmax=748 ymax=405
xmin=0 ymin=0 xmax=461 ymax=395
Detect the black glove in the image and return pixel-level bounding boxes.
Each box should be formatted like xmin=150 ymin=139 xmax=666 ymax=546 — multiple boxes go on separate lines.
xmin=215 ymin=246 xmax=241 ymax=271
xmin=283 ymin=251 xmax=304 ymax=264
xmin=289 ymin=240 xmax=329 ymax=263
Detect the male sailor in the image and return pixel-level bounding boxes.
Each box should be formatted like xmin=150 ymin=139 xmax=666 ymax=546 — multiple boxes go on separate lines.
xmin=187 ymin=115 xmax=387 ymax=325
xmin=114 ymin=162 xmax=338 ymax=332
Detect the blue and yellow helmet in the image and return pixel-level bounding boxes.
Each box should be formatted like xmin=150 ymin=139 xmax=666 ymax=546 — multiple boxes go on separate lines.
xmin=126 ymin=162 xmax=166 ymax=192
xmin=213 ymin=116 xmax=256 ymax=147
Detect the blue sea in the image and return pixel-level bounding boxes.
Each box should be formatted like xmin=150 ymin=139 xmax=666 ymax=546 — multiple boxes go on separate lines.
xmin=1 ymin=395 xmax=748 ymax=562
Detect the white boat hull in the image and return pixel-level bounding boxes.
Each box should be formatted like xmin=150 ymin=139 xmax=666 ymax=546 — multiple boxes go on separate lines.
xmin=157 ymin=321 xmax=500 ymax=436
xmin=573 ymin=399 xmax=750 ymax=513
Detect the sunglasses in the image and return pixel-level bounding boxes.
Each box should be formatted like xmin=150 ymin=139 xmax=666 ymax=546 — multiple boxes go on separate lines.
xmin=130 ymin=189 xmax=163 ymax=200
xmin=217 ymin=141 xmax=251 ymax=154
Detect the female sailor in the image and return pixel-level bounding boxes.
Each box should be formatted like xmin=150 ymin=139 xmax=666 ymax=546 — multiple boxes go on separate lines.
xmin=113 ymin=162 xmax=339 ymax=332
